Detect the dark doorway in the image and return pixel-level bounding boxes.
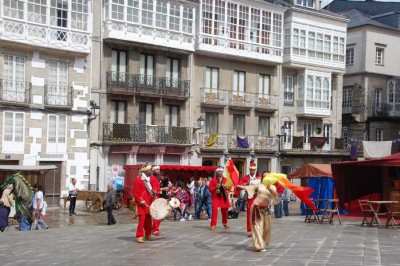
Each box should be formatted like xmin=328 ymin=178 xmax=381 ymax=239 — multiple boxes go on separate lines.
xmin=40 ymin=162 xmax=62 ymax=207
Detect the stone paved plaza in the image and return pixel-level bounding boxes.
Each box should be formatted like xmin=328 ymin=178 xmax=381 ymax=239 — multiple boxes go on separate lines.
xmin=1 ymin=205 xmax=400 ymax=266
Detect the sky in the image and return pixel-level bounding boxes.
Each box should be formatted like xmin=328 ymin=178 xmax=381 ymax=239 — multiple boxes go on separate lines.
xmin=321 ymin=0 xmax=400 ymax=8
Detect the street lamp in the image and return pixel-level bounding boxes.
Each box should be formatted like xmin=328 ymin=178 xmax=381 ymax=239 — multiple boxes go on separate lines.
xmin=193 ymin=116 xmax=205 ymax=133
xmin=276 ymin=125 xmax=287 ymax=172
xmin=87 ymin=100 xmax=101 ymax=125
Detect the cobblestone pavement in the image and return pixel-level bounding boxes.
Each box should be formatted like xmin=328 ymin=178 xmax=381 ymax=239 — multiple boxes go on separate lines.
xmin=1 ymin=203 xmax=400 ymax=266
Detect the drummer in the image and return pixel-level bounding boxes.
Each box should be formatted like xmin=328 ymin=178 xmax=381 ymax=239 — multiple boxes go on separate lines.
xmin=151 ymin=165 xmax=172 ymax=236
xmin=133 ymin=164 xmax=159 ymax=243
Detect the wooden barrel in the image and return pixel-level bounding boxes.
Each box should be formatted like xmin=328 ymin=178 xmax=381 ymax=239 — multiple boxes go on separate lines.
xmin=390 ymin=188 xmax=400 ymax=212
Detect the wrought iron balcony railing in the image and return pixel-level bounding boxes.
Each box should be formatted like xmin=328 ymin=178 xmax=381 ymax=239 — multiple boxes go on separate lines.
xmin=106 ymin=72 xmax=190 ymax=97
xmin=0 ymin=79 xmax=31 ymax=104
xmin=371 ymin=103 xmax=400 ymax=117
xmin=103 ymin=123 xmax=192 ymax=145
xmin=44 ymin=85 xmax=72 ymax=107
xmin=284 ymin=92 xmax=294 ymax=106
xmin=281 ymin=136 xmax=348 ymax=153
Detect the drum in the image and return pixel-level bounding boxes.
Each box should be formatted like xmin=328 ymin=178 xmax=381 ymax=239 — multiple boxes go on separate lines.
xmin=169 ymin=197 xmax=180 ymax=208
xmin=150 ymin=198 xmax=171 ymax=220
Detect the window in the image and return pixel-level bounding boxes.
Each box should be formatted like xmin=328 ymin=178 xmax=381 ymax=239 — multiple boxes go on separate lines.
xmin=376 ymin=129 xmax=383 ymax=141
xmin=233 ymin=115 xmax=245 ymax=135
xmin=111 ymin=0 xmax=124 ymax=20
xmin=303 ymin=73 xmax=331 ymax=110
xmin=3 ymin=112 xmax=24 ymax=143
xmin=166 ymin=58 xmax=179 ymax=88
xmin=155 ymin=0 xmax=167 ymax=28
xmin=343 ymin=88 xmax=353 ymax=113
xmin=342 ymin=127 xmax=349 ymax=146
xmin=127 ymin=0 xmax=139 ymax=23
xmin=205 ymin=112 xmax=218 ymax=134
xmin=48 ymin=61 xmax=68 ymax=105
xmin=50 ymin=0 xmax=68 ymax=41
xmin=258 ymin=74 xmax=270 ymax=96
xmin=169 ymin=3 xmax=180 ymax=31
xmin=182 ymin=6 xmax=193 ymax=34
xmin=283 ymin=121 xmax=292 ymax=144
xmin=258 ymin=117 xmax=270 ymax=136
xmin=111 ymin=50 xmax=127 ymax=83
xmin=233 ymin=71 xmax=245 ymax=95
xmin=48 ymin=115 xmax=66 ymax=144
xmin=283 ymin=76 xmax=294 ymax=104
xmin=139 ymin=103 xmax=154 ymax=125
xmin=2 ymin=55 xmax=26 ymax=102
xmin=323 ymin=124 xmax=332 ymax=146
xmin=165 ymin=105 xmax=179 ymax=127
xmin=139 ymin=54 xmax=154 ymax=85
xmin=205 ymin=67 xmax=219 ymax=92
xmin=71 ymin=0 xmax=89 ymax=31
xmin=346 ymin=47 xmax=354 ymax=65
xmin=28 ymin=0 xmax=47 ymax=24
xmin=374 ymin=89 xmax=382 ymax=113
xmin=110 ymin=100 xmax=126 ymax=123
xmin=375 ymin=47 xmax=384 ymax=65
xmin=3 ymin=0 xmax=24 ymax=19
xmin=304 ymin=123 xmax=312 ymax=144
xmin=388 ymin=80 xmax=400 ymax=107
xmin=47 ymin=114 xmax=66 ymax=154
xmin=141 ymin=0 xmax=153 ymax=26
xmin=296 ymin=0 xmax=314 ymax=8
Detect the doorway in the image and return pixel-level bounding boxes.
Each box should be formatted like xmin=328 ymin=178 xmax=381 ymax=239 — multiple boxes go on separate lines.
xmin=202 ymin=158 xmax=220 ymax=167
xmin=257 ymin=158 xmax=271 ymax=175
xmin=40 ymin=162 xmax=62 ymax=207
xmin=232 ymin=158 xmax=246 ymax=179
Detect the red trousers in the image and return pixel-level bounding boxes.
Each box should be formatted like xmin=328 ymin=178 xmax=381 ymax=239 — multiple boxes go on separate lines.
xmin=136 ymin=213 xmax=152 ymax=238
xmin=210 ymin=206 xmax=228 ymax=227
xmin=152 ymin=219 xmax=161 ymax=233
xmin=246 ymin=197 xmax=256 ymax=233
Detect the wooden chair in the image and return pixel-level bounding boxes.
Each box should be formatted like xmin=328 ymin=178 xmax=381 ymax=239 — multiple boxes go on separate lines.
xmin=303 ymin=200 xmax=320 ymax=223
xmin=358 ymin=199 xmax=375 ymax=227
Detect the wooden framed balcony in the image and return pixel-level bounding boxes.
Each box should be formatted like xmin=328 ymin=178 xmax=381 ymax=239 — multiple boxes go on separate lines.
xmin=200 ymin=88 xmax=229 ymax=108
xmin=0 ymin=79 xmax=31 ymax=105
xmin=103 ymin=123 xmax=192 ymax=145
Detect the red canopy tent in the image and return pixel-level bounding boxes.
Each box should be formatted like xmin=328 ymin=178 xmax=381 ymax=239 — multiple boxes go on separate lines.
xmin=331 ymin=153 xmax=400 ymax=209
xmin=122 ymin=164 xmax=217 ymax=206
xmin=288 ymin=164 xmax=332 ymax=179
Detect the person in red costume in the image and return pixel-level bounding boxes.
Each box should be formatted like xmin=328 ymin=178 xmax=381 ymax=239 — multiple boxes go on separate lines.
xmin=237 ymin=161 xmax=262 ymax=237
xmin=208 ymin=166 xmax=231 ymax=230
xmin=151 ymin=165 xmax=171 ymax=236
xmin=133 ymin=164 xmax=159 ymax=243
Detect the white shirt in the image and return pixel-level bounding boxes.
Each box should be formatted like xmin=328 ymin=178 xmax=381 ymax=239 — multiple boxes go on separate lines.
xmin=249 ymin=173 xmax=261 ymax=185
xmin=187 ymin=181 xmax=195 ymax=194
xmin=32 ymin=191 xmax=44 ymax=209
xmin=68 ymin=183 xmax=78 ymax=196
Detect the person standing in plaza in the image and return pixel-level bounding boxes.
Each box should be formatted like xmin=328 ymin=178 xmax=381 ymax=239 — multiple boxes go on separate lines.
xmin=0 ymin=184 xmax=14 ymax=217
xmin=282 ymin=188 xmax=292 ymax=216
xmin=32 ymin=183 xmax=48 ymax=230
xmin=237 ymin=161 xmax=261 ymax=237
xmin=209 ymin=166 xmax=231 ymax=230
xmin=105 ymin=183 xmax=116 ymax=225
xmin=151 ymin=165 xmax=171 ymax=236
xmin=68 ymin=177 xmax=79 ymax=216
xmin=0 ymin=201 xmax=9 ymax=232
xmin=195 ymin=178 xmax=212 ymax=219
xmin=274 ymin=182 xmax=285 ymax=218
xmin=133 ymin=165 xmax=158 ymax=243
xmin=251 ymin=183 xmax=278 ymax=252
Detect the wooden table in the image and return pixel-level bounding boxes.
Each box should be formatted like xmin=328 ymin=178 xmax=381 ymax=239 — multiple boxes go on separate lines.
xmin=366 ymin=201 xmax=399 ymax=228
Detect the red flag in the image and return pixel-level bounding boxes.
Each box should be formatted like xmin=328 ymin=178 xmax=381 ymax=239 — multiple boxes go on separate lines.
xmin=225 ymin=159 xmax=239 ymax=187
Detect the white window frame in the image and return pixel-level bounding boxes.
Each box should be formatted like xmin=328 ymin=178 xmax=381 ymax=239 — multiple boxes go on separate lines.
xmin=47 ymin=114 xmax=67 ymax=154
xmin=323 ymin=124 xmax=332 ymax=151
xmin=282 ymin=121 xmax=293 ymax=149
xmin=343 ymin=88 xmax=353 ymax=114
xmin=2 ymin=55 xmax=26 ymax=102
xmin=296 ymin=0 xmax=314 ymax=8
xmin=375 ymin=47 xmax=384 ymax=65
xmin=233 ymin=70 xmax=245 ymax=96
xmin=376 ymin=129 xmax=383 ymax=141
xmin=258 ymin=74 xmax=270 ymax=96
xmin=48 ymin=61 xmax=69 ymax=105
xmin=303 ymin=123 xmax=312 ymax=150
xmin=284 ymin=76 xmax=294 ymax=104
xmin=205 ymin=67 xmax=219 ymax=93
xmin=2 ymin=112 xmax=25 ymax=154
xmin=346 ymin=47 xmax=354 ymax=65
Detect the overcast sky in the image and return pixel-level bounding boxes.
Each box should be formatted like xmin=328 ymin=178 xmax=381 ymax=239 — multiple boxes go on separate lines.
xmin=321 ymin=0 xmax=400 ymax=8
